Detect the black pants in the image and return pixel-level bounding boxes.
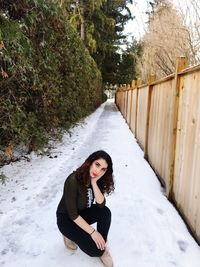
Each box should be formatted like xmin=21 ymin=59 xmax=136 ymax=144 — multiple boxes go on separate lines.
xmin=56 ymin=204 xmax=111 ymax=257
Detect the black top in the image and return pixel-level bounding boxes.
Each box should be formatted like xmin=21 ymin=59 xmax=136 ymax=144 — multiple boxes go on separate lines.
xmin=57 ymin=171 xmax=106 ymax=220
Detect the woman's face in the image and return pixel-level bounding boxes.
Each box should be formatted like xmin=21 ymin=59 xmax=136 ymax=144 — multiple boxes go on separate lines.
xmin=89 ymin=158 xmax=108 ymax=179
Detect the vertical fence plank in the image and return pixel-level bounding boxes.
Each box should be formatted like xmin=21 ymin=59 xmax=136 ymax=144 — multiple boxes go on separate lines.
xmin=123 ymin=85 xmax=126 ymax=118
xmin=128 ymin=80 xmax=136 ymax=127
xmin=167 ymin=57 xmax=188 ymax=198
xmin=144 ymin=74 xmax=156 ymax=159
xmin=135 ymin=79 xmax=141 ymax=139
xmin=125 ymin=84 xmax=130 ymax=123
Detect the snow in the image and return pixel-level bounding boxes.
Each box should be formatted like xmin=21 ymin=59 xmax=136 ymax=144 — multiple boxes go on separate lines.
xmin=0 ymin=99 xmax=200 ymax=267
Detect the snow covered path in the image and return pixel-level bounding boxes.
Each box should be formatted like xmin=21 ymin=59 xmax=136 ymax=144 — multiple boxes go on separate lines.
xmin=0 ymin=99 xmax=200 ymax=267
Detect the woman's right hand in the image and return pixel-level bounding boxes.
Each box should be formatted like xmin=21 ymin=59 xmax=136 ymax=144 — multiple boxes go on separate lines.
xmin=91 ymin=230 xmax=105 ymax=250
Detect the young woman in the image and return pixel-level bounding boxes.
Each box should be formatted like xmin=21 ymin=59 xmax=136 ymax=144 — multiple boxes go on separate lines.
xmin=56 ymin=150 xmax=115 ymax=267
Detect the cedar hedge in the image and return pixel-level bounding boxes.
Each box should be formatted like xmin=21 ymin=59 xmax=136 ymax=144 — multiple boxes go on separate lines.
xmin=0 ymin=0 xmax=103 ymax=156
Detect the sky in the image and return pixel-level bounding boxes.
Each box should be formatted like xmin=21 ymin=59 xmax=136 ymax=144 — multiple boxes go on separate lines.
xmin=124 ymin=0 xmax=149 ymax=41
xmin=1 ymin=99 xmax=200 ymax=267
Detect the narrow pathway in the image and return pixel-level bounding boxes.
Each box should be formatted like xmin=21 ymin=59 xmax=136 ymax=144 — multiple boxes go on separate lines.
xmin=0 ymin=100 xmax=200 ymax=267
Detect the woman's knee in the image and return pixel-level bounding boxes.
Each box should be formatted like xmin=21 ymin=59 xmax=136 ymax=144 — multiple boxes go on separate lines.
xmin=101 ymin=206 xmax=111 ymax=220
xmin=85 ymin=248 xmax=104 ymax=257
xmin=77 ymin=239 xmax=104 ymax=257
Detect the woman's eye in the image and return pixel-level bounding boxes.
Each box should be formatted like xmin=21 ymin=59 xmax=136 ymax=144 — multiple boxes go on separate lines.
xmin=95 ymin=162 xmax=100 ymax=167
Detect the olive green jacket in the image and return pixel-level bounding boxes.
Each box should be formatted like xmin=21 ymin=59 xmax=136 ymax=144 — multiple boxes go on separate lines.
xmin=57 ymin=171 xmax=106 ymax=220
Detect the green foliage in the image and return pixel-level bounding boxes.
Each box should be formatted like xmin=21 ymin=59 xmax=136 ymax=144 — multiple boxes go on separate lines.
xmin=0 ymin=172 xmax=7 ymax=185
xmin=102 ymin=92 xmax=107 ymax=102
xmin=118 ymin=39 xmax=143 ymax=84
xmin=62 ymin=0 xmax=133 ymax=84
xmin=0 ymin=0 xmax=103 ymax=152
xmin=91 ymin=0 xmax=134 ymax=83
xmin=100 ymin=39 xmax=143 ymax=85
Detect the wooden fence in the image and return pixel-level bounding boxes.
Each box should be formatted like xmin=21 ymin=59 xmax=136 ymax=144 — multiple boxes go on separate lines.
xmin=115 ymin=57 xmax=200 ymax=243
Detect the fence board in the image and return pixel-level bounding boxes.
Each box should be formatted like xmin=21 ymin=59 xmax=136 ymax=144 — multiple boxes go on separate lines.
xmin=127 ymin=90 xmax=132 ymax=125
xmin=136 ymin=85 xmax=149 ymax=150
xmin=173 ymin=71 xmax=200 ymax=240
xmin=147 ymin=79 xmax=175 ymax=186
xmin=130 ymin=88 xmax=137 ymax=135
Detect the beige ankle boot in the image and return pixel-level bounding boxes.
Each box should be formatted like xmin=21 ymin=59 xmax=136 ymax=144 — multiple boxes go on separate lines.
xmin=63 ymin=236 xmax=78 ymax=251
xmin=100 ymin=248 xmax=113 ymax=267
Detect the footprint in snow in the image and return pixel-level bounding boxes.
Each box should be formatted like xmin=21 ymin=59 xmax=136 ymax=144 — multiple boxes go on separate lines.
xmin=177 ymin=240 xmax=188 ymax=252
xmin=156 ymin=208 xmax=164 ymax=215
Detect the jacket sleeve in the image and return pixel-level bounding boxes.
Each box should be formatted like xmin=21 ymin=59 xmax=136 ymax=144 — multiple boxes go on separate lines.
xmin=64 ymin=174 xmax=79 ymax=221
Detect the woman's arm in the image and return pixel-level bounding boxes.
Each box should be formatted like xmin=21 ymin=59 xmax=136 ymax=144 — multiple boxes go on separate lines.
xmin=74 ymin=215 xmax=105 ymax=250
xmin=91 ymin=179 xmax=105 ymax=205
xmin=74 ymin=215 xmax=94 ymax=235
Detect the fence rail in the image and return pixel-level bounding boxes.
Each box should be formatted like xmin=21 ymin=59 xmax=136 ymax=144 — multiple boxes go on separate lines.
xmin=115 ymin=57 xmax=200 ymax=244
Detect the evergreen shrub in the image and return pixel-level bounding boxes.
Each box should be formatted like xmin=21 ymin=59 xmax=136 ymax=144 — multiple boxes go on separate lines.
xmin=0 ymin=0 xmax=103 ymax=153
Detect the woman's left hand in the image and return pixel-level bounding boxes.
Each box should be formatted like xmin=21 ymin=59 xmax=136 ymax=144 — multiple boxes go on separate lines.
xmin=91 ymin=176 xmax=105 ymax=206
xmin=90 ymin=230 xmax=105 ymax=250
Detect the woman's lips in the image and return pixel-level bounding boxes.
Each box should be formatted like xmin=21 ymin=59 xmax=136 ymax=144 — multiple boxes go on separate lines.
xmin=92 ymin=172 xmax=98 ymax=177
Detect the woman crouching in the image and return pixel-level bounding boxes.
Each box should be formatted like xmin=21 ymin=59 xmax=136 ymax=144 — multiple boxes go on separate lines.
xmin=56 ymin=150 xmax=115 ymax=267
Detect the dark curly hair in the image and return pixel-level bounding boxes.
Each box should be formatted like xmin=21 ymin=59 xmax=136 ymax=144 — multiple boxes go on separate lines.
xmin=75 ymin=150 xmax=115 ymax=195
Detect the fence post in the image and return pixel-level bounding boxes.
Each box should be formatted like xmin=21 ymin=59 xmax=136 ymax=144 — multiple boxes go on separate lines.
xmin=128 ymin=80 xmax=137 ymax=127
xmin=135 ymin=79 xmax=141 ymax=138
xmin=119 ymin=87 xmax=123 ymax=111
xmin=122 ymin=84 xmax=126 ymax=118
xmin=144 ymin=74 xmax=156 ymax=160
xmin=115 ymin=86 xmax=121 ymax=109
xmin=125 ymin=84 xmax=131 ymax=122
xmin=167 ymin=56 xmax=187 ymax=198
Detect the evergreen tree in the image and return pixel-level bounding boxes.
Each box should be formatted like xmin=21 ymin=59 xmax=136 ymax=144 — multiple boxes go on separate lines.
xmin=60 ymin=0 xmax=133 ymax=84
xmin=102 ymin=38 xmax=143 ymax=85
xmin=118 ymin=39 xmax=143 ymax=84
xmin=92 ymin=0 xmax=133 ymax=83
